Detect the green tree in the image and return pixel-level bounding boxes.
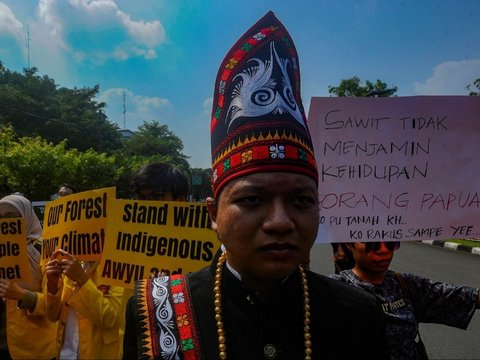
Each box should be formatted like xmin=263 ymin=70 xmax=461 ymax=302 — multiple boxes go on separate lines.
xmin=328 ymin=76 xmax=397 ymax=97
xmin=0 ymin=125 xmax=121 ymax=200
xmin=72 ymin=149 xmax=121 ymax=191
xmin=0 ymin=63 xmax=122 ymax=153
xmin=51 ymin=86 xmax=122 ymax=152
xmin=122 ymin=121 xmax=190 ymax=172
xmin=466 ymin=78 xmax=480 ymax=96
xmin=0 ymin=63 xmax=194 ymax=199
xmin=1 ymin=137 xmax=77 ymax=200
xmin=0 ymin=64 xmax=57 ymax=138
xmin=0 ymin=125 xmax=15 ymax=195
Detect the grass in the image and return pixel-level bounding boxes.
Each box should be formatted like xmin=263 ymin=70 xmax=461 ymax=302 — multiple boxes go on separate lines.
xmin=442 ymin=239 xmax=480 ymax=248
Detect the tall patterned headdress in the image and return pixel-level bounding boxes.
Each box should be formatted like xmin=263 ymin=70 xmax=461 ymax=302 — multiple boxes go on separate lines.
xmin=210 ymin=11 xmax=318 ymax=197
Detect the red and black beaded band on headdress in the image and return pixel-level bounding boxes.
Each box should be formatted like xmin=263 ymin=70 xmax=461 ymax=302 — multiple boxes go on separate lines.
xmin=210 ymin=11 xmax=318 ymax=197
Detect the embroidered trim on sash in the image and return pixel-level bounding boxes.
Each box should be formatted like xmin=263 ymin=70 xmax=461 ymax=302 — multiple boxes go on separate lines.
xmin=135 ymin=275 xmax=201 ymax=360
xmin=134 ymin=279 xmax=155 ymax=359
xmin=170 ymin=274 xmax=201 ymax=360
xmin=136 ymin=277 xmax=180 ymax=360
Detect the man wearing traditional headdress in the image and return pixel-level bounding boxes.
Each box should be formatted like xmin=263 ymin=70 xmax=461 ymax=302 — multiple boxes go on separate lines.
xmin=124 ymin=11 xmax=388 ymax=360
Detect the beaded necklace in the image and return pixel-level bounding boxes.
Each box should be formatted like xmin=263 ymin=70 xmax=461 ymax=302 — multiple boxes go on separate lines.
xmin=214 ymin=251 xmax=312 ymax=360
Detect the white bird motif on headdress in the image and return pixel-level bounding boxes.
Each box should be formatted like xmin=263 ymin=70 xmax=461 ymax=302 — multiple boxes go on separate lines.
xmin=226 ymin=41 xmax=305 ymax=131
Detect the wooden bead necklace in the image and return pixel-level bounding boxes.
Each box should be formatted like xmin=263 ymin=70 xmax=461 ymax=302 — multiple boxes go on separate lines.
xmin=214 ymin=251 xmax=312 ymax=360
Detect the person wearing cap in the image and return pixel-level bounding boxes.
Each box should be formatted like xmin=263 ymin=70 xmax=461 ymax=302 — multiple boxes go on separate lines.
xmin=123 ymin=11 xmax=388 ymax=360
xmin=0 ymin=194 xmax=57 ymax=359
xmin=332 ymin=241 xmax=480 ymax=359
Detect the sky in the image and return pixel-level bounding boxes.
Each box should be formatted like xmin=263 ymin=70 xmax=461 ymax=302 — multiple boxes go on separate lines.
xmin=0 ymin=0 xmax=479 ymax=169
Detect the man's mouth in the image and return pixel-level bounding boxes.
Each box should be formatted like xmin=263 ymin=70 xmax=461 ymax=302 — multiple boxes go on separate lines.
xmin=260 ymin=243 xmax=297 ymax=252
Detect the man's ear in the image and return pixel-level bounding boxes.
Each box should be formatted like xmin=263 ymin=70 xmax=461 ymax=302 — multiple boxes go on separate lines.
xmin=206 ymin=197 xmax=218 ymax=231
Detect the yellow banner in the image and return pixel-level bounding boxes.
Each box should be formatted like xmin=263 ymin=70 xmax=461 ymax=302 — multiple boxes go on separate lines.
xmin=41 ymin=187 xmax=115 ymax=264
xmin=99 ymin=199 xmax=220 ymax=288
xmin=0 ymin=218 xmax=31 ymax=282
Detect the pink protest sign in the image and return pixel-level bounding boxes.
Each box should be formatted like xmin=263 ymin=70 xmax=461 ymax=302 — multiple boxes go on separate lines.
xmin=308 ymin=96 xmax=480 ymax=243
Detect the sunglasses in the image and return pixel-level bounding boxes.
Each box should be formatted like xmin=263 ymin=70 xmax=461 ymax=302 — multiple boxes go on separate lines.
xmin=359 ymin=241 xmax=400 ymax=252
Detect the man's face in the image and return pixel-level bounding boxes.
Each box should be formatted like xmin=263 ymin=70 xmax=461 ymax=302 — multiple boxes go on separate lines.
xmin=347 ymin=242 xmax=394 ymax=274
xmin=58 ymin=186 xmax=73 ymax=197
xmin=207 ymin=172 xmax=319 ymax=283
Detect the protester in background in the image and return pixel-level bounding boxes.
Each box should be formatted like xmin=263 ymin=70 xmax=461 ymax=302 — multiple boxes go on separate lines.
xmin=57 ymin=183 xmax=77 ymax=198
xmin=123 ymin=12 xmax=388 ymax=359
xmin=117 ymin=162 xmax=191 ymax=357
xmin=131 ymin=162 xmax=189 ymax=201
xmin=331 ymin=242 xmax=355 ymax=274
xmin=130 ymin=163 xmax=191 ymax=277
xmin=45 ymin=248 xmax=124 ymax=359
xmin=332 ymin=241 xmax=480 ymax=359
xmin=0 ymin=194 xmax=57 ymax=359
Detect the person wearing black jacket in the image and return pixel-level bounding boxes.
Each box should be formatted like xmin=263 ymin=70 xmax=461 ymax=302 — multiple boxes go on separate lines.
xmin=123 ymin=11 xmax=389 ymax=360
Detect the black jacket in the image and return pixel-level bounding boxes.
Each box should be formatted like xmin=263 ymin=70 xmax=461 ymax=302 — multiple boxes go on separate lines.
xmin=124 ymin=264 xmax=389 ymax=360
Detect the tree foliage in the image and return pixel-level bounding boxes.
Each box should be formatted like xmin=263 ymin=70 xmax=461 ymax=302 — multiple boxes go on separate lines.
xmin=0 ymin=63 xmax=122 ymax=153
xmin=71 ymin=149 xmax=121 ymax=192
xmin=0 ymin=125 xmax=120 ymax=200
xmin=122 ymin=121 xmax=190 ymax=172
xmin=0 ymin=63 xmax=208 ymax=200
xmin=328 ymin=76 xmax=397 ymax=97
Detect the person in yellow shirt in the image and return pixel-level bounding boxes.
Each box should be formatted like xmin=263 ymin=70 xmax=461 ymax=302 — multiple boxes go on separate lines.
xmin=45 ymin=249 xmax=123 ymax=359
xmin=0 ymin=194 xmax=57 ymax=360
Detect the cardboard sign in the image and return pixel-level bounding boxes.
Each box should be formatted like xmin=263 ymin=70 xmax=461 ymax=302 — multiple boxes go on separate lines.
xmin=0 ymin=218 xmax=31 ymax=281
xmin=98 ymin=199 xmax=220 ymax=288
xmin=308 ymin=96 xmax=480 ymax=243
xmin=41 ymin=187 xmax=115 ymax=263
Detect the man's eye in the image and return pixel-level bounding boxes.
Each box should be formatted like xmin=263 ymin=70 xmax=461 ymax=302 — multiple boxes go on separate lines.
xmin=237 ymin=196 xmax=261 ymax=205
xmin=292 ymin=195 xmax=317 ymax=207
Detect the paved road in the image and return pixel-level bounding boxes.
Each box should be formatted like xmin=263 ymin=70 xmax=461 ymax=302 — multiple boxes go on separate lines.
xmin=309 ymin=241 xmax=480 ymax=359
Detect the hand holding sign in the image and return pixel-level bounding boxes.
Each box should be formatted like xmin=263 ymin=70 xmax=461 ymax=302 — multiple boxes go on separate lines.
xmin=45 ymin=252 xmax=62 ymax=295
xmin=0 ymin=278 xmax=25 ymax=301
xmin=54 ymin=249 xmax=89 ymax=287
xmin=46 ymin=249 xmax=90 ymax=294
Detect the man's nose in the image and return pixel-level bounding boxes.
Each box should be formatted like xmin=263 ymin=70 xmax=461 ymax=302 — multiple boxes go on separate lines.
xmin=376 ymin=242 xmax=391 ymax=252
xmin=262 ymin=200 xmax=295 ymax=233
